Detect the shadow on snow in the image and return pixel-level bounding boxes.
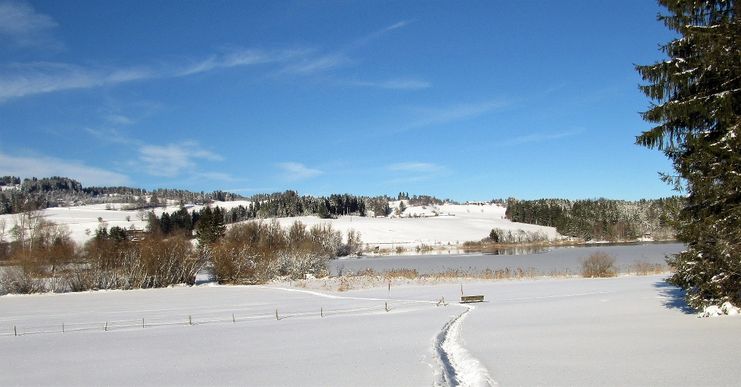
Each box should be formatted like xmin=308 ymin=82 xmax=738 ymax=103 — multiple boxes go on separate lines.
xmin=653 ymin=280 xmax=695 ymax=314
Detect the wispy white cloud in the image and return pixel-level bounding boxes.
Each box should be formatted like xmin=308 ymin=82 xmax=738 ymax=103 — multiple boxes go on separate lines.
xmin=408 ymin=99 xmax=510 ymax=129
xmin=138 ymin=141 xmax=223 ymax=178
xmin=350 ymin=19 xmax=414 ymax=49
xmin=0 ymin=62 xmax=154 ymax=101
xmin=344 ymin=78 xmax=431 ymax=90
xmin=279 ymin=53 xmax=350 ymax=75
xmin=0 ymin=19 xmax=425 ymax=102
xmin=0 ymin=151 xmax=130 ymax=186
xmin=0 ymin=48 xmax=305 ymax=102
xmin=104 ymin=114 xmax=135 ymax=125
xmin=384 ymin=161 xmax=448 ymax=185
xmin=276 ymin=162 xmax=323 ymax=181
xmin=194 ymin=171 xmax=238 ymax=182
xmin=175 ymin=48 xmax=306 ymax=77
xmin=380 ymin=20 xmax=412 ymax=34
xmin=84 ymin=127 xmax=135 ymax=145
xmin=223 ymin=187 xmax=275 ymax=194
xmin=83 ymin=129 xmax=229 ymax=180
xmin=387 ymin=162 xmax=443 ymax=173
xmin=0 ymin=0 xmax=60 ymax=48
xmin=0 ymin=49 xmax=345 ymax=102
xmin=499 ymin=129 xmax=583 ymax=146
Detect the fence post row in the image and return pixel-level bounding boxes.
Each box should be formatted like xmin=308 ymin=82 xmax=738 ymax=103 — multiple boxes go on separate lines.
xmin=8 ymin=296 xmax=437 ymax=338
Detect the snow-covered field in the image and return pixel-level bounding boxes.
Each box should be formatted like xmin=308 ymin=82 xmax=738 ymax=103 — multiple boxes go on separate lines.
xmin=1 ymin=276 xmax=738 ymax=386
xmin=0 ymin=202 xmax=560 ymax=249
xmin=274 ymin=203 xmax=560 ymax=249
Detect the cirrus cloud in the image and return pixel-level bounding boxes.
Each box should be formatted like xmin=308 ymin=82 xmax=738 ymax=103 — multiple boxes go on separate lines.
xmin=138 ymin=141 xmax=223 ymax=178
xmin=0 ymin=0 xmax=59 ymax=48
xmin=276 ymin=162 xmax=323 ymax=181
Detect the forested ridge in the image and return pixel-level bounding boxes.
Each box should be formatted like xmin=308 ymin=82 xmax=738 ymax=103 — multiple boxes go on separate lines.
xmin=0 ymin=176 xmax=242 ymax=214
xmin=3 ymin=176 xmax=683 ymax=244
xmin=505 ymin=197 xmax=683 ymax=241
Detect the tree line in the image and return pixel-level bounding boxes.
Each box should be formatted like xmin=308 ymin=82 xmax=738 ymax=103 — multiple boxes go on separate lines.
xmin=0 ymin=176 xmax=247 ymax=215
xmin=505 ymin=197 xmax=683 ymax=241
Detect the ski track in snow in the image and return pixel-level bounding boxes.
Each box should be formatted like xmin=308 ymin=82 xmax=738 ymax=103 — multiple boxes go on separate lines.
xmin=268 ymin=286 xmax=496 ymax=386
xmin=435 ymin=305 xmax=497 ymax=387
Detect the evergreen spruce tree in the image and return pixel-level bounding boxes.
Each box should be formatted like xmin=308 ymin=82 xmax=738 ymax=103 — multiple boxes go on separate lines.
xmin=195 ymin=207 xmax=225 ymax=246
xmin=636 ymin=0 xmax=740 ymax=308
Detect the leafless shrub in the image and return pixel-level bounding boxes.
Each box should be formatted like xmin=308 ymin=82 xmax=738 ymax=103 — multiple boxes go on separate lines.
xmin=337 ymin=276 xmax=351 ymax=292
xmin=135 ymin=236 xmax=199 ymax=287
xmin=309 ymin=223 xmax=342 ymax=258
xmin=480 ymin=267 xmax=538 ymax=279
xmin=461 ymin=240 xmax=483 ymax=252
xmin=209 ymin=244 xmax=256 ymax=284
xmin=384 ymin=268 xmax=419 ymax=279
xmin=632 ymin=260 xmax=667 ymax=275
xmin=0 ymin=266 xmax=44 ymax=294
xmin=582 ymin=252 xmax=617 ymax=278
xmin=355 ymin=268 xmax=377 ymax=277
xmin=72 ymin=234 xmax=198 ymax=290
xmin=416 ymin=244 xmax=433 ymax=253
xmin=211 ymin=220 xmax=336 ymax=284
xmin=338 ymin=229 xmax=363 ymax=257
xmin=432 ymin=269 xmax=467 ymax=279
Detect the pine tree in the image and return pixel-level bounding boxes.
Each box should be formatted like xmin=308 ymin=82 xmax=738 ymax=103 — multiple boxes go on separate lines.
xmin=636 ymin=0 xmax=740 ymax=309
xmin=195 ymin=206 xmax=226 ymax=246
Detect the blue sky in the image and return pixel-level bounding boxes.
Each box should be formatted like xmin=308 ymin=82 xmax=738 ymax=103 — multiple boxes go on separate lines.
xmin=0 ymin=0 xmax=676 ymax=200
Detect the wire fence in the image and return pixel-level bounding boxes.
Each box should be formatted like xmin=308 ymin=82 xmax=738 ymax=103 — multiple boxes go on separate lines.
xmin=0 ymin=299 xmax=440 ymax=338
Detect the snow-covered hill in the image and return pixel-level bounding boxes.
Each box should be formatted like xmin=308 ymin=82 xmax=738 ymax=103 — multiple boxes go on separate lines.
xmin=0 ymin=201 xmax=561 ymax=249
xmin=0 ymin=201 xmax=252 ymax=245
xmin=272 ymin=202 xmax=561 ymax=250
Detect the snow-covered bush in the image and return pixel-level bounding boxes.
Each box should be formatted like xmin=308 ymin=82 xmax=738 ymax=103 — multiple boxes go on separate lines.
xmin=488 ymin=228 xmax=550 ymax=244
xmin=0 ymin=266 xmax=44 ymax=294
xmin=698 ymin=302 xmax=740 ymax=318
xmin=74 ymin=234 xmax=198 ymax=290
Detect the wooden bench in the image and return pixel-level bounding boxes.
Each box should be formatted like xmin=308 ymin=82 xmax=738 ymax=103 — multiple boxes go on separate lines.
xmin=460 ymin=295 xmax=485 ymax=303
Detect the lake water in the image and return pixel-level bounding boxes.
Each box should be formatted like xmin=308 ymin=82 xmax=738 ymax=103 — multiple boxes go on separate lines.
xmin=330 ymin=242 xmax=685 ymax=276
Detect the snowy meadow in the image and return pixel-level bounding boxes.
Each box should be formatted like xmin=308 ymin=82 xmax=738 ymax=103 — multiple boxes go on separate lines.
xmin=1 ymin=275 xmax=739 ymax=386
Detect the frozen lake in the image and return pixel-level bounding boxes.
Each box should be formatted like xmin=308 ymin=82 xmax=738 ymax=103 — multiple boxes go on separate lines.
xmin=330 ymin=242 xmax=685 ymax=276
